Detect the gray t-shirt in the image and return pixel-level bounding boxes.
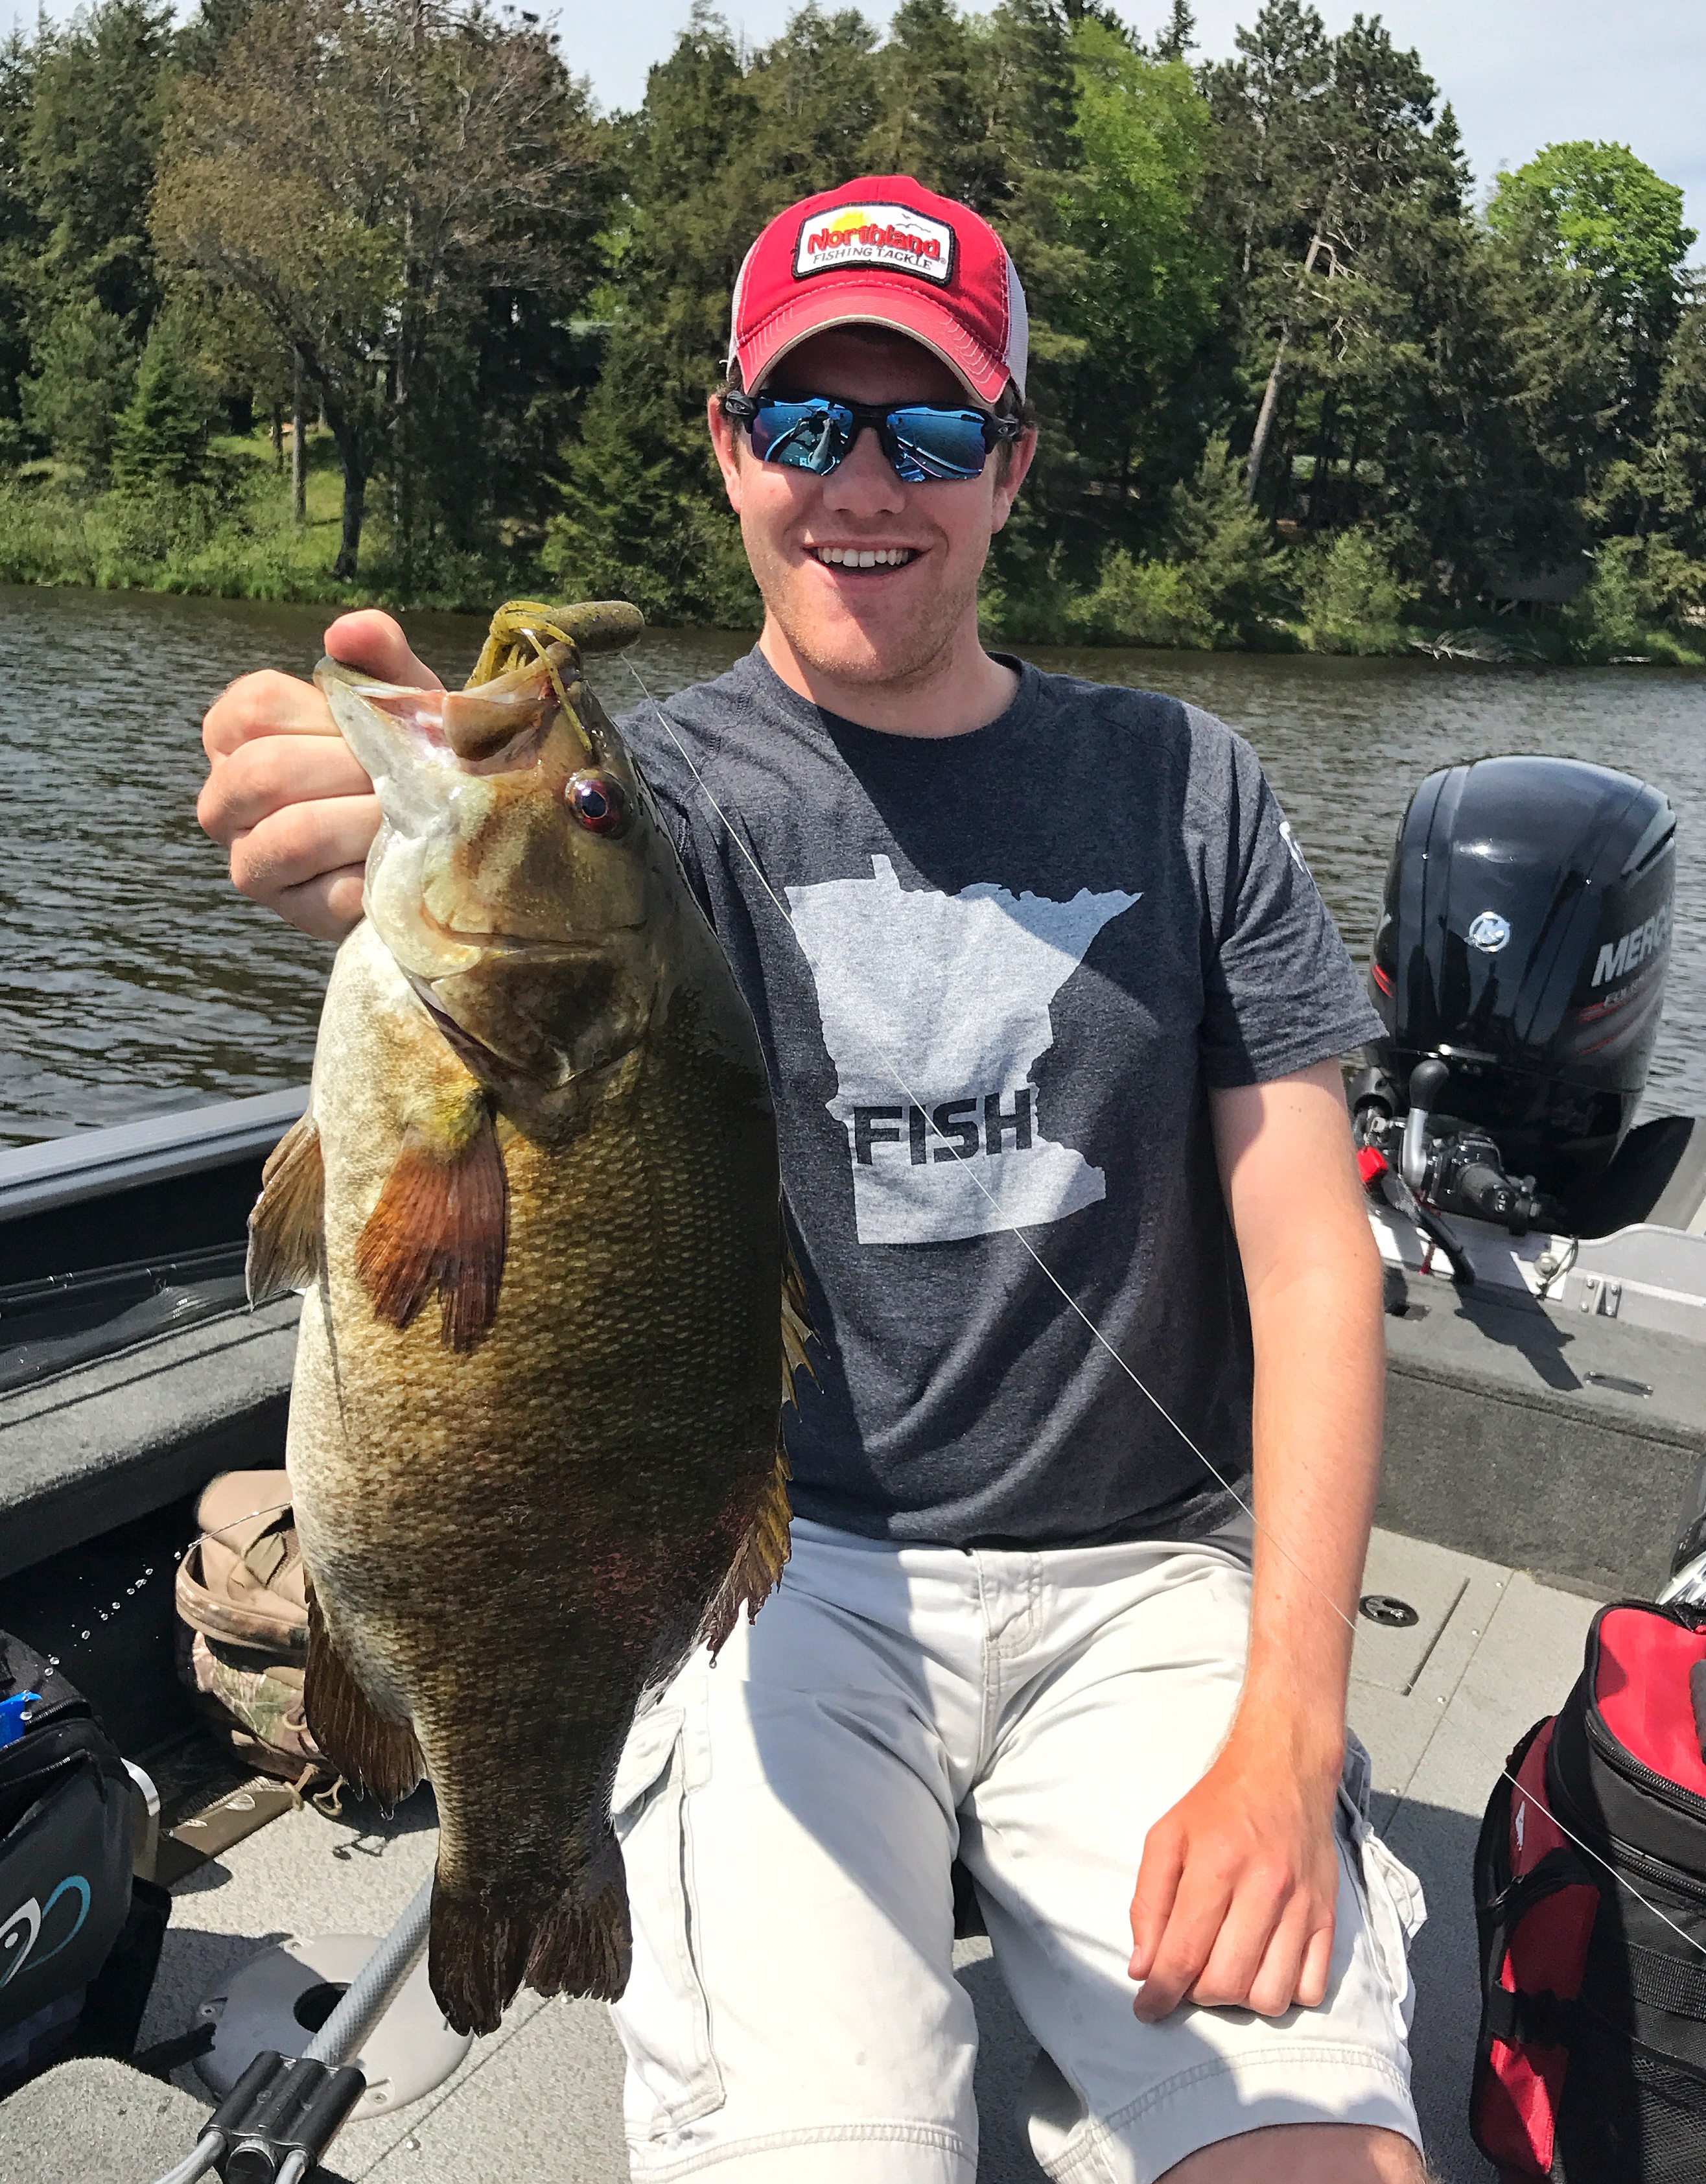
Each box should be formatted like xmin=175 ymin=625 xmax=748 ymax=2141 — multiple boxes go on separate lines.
xmin=619 ymin=650 xmax=1381 ymax=1549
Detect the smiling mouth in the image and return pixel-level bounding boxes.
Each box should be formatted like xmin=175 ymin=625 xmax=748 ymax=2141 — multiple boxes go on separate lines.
xmin=812 ymin=546 xmax=920 ymax=569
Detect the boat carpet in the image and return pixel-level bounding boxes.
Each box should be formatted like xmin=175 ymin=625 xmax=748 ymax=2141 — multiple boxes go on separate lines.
xmin=0 ymin=2053 xmax=354 ymax=2184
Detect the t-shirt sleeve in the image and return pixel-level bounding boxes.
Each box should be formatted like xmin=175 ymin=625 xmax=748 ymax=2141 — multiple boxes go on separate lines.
xmin=1198 ymin=718 xmax=1384 ymax=1086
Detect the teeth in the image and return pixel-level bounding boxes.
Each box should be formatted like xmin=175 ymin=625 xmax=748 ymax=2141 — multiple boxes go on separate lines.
xmin=813 ymin=546 xmax=915 ymax=568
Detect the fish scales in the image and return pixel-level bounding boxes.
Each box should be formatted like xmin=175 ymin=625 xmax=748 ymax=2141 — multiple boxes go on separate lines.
xmin=251 ymin=600 xmax=795 ymax=2036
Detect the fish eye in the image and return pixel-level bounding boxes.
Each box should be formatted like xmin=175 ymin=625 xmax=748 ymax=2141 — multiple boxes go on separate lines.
xmin=566 ymin=773 xmax=628 ymax=837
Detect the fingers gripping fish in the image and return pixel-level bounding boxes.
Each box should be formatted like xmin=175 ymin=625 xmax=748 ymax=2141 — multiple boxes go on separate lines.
xmin=247 ymin=600 xmax=809 ymax=2037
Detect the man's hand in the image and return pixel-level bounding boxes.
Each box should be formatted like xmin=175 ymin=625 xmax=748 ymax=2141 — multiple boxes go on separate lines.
xmin=199 ymin=609 xmax=440 ymax=941
xmin=1128 ymin=1059 xmax=1383 ymax=2024
xmin=1128 ymin=1724 xmax=1340 ymax=2022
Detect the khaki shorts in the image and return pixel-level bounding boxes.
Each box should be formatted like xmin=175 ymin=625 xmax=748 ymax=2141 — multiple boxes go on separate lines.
xmin=609 ymin=1520 xmax=1424 ymax=2183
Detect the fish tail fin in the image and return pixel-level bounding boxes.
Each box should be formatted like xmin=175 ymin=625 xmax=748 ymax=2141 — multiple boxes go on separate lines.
xmin=248 ymin=1112 xmax=323 ymax=1301
xmin=429 ymin=1882 xmax=533 ymax=2038
xmin=698 ymin=1439 xmax=792 ymax=1661
xmin=303 ymin=1582 xmax=425 ymax=1806
xmin=428 ymin=1840 xmax=631 ymax=2036
xmin=524 ymin=1839 xmax=632 ymax=2002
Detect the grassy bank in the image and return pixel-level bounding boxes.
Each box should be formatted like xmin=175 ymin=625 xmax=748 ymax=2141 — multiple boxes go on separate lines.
xmin=1 ymin=429 xmax=1701 ymax=666
xmin=0 ymin=427 xmax=526 ymax=611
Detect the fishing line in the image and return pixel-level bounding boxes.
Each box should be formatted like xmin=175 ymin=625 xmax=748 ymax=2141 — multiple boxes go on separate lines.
xmin=621 ymin=648 xmax=1706 ymax=1975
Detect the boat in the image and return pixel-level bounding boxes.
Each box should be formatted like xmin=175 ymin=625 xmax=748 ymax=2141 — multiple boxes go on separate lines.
xmin=2 ymin=754 xmax=1703 ymax=2182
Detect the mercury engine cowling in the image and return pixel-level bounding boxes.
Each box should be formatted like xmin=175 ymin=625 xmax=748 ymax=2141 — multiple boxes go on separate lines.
xmin=1364 ymin=755 xmax=1675 ymax=1221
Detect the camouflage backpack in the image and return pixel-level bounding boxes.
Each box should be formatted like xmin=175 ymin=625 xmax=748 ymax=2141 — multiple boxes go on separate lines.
xmin=174 ymin=1470 xmax=338 ymax=1793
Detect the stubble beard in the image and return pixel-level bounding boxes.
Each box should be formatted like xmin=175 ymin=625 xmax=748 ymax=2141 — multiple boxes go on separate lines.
xmin=758 ymin=546 xmax=986 ymax=698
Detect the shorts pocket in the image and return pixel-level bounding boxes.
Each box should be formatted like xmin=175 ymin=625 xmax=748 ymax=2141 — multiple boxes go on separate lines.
xmin=611 ymin=1702 xmax=725 ymax=2134
xmin=1336 ymin=1750 xmax=1426 ymax=2036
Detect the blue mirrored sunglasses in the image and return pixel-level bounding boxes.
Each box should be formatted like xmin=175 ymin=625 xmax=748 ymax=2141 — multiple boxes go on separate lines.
xmin=721 ymin=390 xmax=1022 ymax=484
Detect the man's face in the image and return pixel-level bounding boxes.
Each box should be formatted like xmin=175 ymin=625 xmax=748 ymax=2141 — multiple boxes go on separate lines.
xmin=707 ymin=328 xmax=1035 ymax=692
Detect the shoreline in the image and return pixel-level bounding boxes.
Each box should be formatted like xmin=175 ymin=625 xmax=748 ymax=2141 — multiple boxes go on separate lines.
xmin=0 ymin=443 xmax=1701 ymax=669
xmin=1 ymin=564 xmax=1701 ymax=672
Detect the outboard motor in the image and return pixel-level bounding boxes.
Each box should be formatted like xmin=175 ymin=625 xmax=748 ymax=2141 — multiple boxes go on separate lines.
xmin=1355 ymin=755 xmax=1675 ymax=1230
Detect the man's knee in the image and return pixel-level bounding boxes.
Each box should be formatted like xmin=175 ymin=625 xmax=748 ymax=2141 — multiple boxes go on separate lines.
xmin=1159 ymin=2121 xmax=1429 ymax=2183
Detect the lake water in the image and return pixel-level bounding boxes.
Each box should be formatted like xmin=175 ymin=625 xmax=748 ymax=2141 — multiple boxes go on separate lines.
xmin=2 ymin=583 xmax=1702 ymax=1149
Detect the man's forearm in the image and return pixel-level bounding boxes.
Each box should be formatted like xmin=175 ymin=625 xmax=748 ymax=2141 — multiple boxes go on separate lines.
xmin=1127 ymin=1067 xmax=1386 ymax=2023
xmin=1208 ymin=1063 xmax=1386 ymax=1785
xmin=1230 ymin=1241 xmax=1384 ymax=1783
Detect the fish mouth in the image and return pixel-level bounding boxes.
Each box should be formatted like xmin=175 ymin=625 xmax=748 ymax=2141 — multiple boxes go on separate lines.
xmin=414 ymin=898 xmax=637 ymax=956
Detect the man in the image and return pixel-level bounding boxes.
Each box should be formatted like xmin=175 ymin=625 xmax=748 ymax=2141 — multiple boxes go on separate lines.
xmin=200 ymin=176 xmax=1429 ymax=2183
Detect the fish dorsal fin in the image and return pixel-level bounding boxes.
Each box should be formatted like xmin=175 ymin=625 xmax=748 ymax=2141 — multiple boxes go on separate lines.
xmin=692 ymin=1226 xmax=813 ymax=1653
xmin=303 ymin=1582 xmax=425 ymax=1806
xmin=781 ymin=1229 xmax=815 ymax=1408
xmin=355 ymin=1101 xmax=509 ymax=1351
xmin=247 ymin=1113 xmax=324 ymax=1302
xmin=697 ymin=1440 xmax=793 ymax=1661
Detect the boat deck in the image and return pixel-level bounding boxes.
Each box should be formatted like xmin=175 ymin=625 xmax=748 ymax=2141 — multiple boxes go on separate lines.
xmin=77 ymin=1525 xmax=1599 ymax=2184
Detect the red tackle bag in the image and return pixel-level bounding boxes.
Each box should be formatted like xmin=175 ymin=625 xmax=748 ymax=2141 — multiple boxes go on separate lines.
xmin=1471 ymin=1599 xmax=1706 ymax=2181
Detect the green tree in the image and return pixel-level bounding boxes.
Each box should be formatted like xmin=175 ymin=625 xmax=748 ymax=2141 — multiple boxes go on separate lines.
xmin=964 ymin=0 xmax=1090 ymax=609
xmin=1585 ymin=294 xmax=1706 ymax=630
xmin=111 ymin=304 xmax=215 ymax=492
xmin=1644 ymin=298 xmax=1706 ymax=564
xmin=155 ymin=0 xmax=609 ymax=580
xmin=0 ymin=34 xmax=43 ymax=456
xmin=1296 ymin=526 xmax=1416 ymax=652
xmin=1200 ymin=1 xmax=1531 ymax=605
xmin=1489 ymin=142 xmax=1695 ymax=486
xmin=546 ymin=5 xmax=885 ymax=622
xmin=1165 ymin=432 xmax=1284 ymax=631
xmin=18 ymin=291 xmax=135 ymax=475
xmin=1215 ymin=8 xmax=1465 ymax=515
xmin=1053 ymin=19 xmax=1221 ymax=541
xmin=1489 ymin=142 xmax=1695 ymax=350
xmin=1066 ymin=434 xmax=1284 ymax=646
xmin=1 ymin=1 xmax=172 ymax=472
xmin=867 ymin=0 xmax=1002 ymax=208
xmin=1154 ymin=3 xmax=1195 ymax=64
xmin=21 ymin=1 xmax=171 ymax=334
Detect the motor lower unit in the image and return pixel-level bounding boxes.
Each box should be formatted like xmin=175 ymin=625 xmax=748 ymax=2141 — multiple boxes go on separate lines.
xmin=1354 ymin=753 xmax=1676 ymax=1230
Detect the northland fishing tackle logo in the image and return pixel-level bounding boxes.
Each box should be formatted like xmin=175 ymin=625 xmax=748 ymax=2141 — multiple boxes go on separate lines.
xmin=794 ymin=204 xmax=955 ymax=286
xmin=786 ymin=856 xmax=1141 ymax=1245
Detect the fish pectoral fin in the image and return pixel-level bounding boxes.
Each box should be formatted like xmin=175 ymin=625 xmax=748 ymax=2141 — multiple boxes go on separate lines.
xmin=247 ymin=1113 xmax=324 ymax=1302
xmin=780 ymin=1230 xmax=816 ymax=1408
xmin=303 ymin=1582 xmax=425 ymax=1806
xmin=698 ymin=1440 xmax=793 ymax=1661
xmin=355 ymin=1103 xmax=508 ymax=1352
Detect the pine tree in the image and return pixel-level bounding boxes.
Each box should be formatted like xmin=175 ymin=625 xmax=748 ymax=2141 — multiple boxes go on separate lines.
xmin=22 ymin=1 xmax=171 ymax=334
xmin=0 ymin=34 xmax=43 ymax=454
xmin=1154 ymin=3 xmax=1195 ymax=62
xmin=546 ymin=5 xmax=886 ymax=623
xmin=18 ymin=290 xmax=135 ymax=477
xmin=868 ymin=0 xmax=1001 ymax=208
xmin=111 ymin=309 xmax=211 ymax=493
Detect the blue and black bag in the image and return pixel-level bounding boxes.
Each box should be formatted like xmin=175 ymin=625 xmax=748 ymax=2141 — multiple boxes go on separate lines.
xmin=0 ymin=1629 xmax=167 ymax=2091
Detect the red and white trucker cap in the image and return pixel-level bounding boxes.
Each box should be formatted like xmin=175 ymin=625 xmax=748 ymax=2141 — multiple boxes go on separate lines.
xmin=727 ymin=174 xmax=1029 ymax=408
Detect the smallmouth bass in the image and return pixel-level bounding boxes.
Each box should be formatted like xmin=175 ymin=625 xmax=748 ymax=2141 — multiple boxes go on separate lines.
xmin=249 ymin=600 xmax=806 ymax=2036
